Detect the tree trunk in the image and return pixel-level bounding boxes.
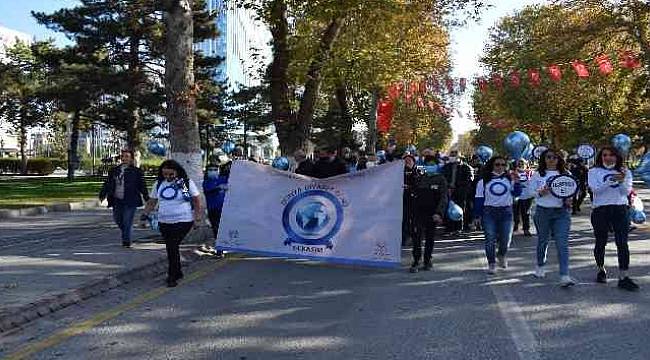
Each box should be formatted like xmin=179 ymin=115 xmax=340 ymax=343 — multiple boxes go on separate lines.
xmin=67 ymin=111 xmax=81 ymax=180
xmin=165 ymin=0 xmax=202 ymax=186
xmin=268 ymin=0 xmax=294 ymax=155
xmin=335 ymin=84 xmax=354 ymax=148
xmin=19 ymin=118 xmax=28 ymax=175
xmin=366 ymin=88 xmax=380 ymax=153
xmin=294 ymin=17 xmax=342 ymax=148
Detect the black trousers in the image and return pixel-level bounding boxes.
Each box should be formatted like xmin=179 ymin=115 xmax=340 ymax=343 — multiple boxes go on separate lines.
xmin=159 ymin=222 xmax=194 ymax=280
xmin=412 ymin=213 xmax=437 ymax=266
xmin=591 ymin=205 xmax=630 ymax=270
xmin=513 ymin=198 xmax=533 ymax=231
xmin=208 ymin=208 xmax=222 ymax=239
xmin=572 ymin=186 xmax=587 ymax=212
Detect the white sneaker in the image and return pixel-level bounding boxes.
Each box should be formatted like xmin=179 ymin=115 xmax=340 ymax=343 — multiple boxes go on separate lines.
xmin=487 ymin=263 xmax=497 ymax=275
xmin=533 ymin=266 xmax=546 ymax=278
xmin=497 ymin=256 xmax=508 ymax=269
xmin=559 ymin=275 xmax=577 ymax=288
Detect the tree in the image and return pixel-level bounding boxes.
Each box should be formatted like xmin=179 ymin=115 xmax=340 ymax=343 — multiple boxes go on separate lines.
xmin=163 ymin=0 xmax=203 ymax=185
xmin=0 ymin=41 xmax=54 ymax=174
xmin=236 ymin=0 xmax=487 ymax=155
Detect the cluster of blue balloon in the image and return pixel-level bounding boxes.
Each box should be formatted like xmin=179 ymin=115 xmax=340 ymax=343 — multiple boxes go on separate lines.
xmin=272 ymin=156 xmax=290 ymax=171
xmin=503 ymin=131 xmax=531 ymax=160
xmin=147 ymin=141 xmax=166 ymax=157
xmin=475 ymin=145 xmax=493 ymax=164
xmin=221 ymin=141 xmax=236 ymax=154
xmin=611 ymin=133 xmax=631 ymax=155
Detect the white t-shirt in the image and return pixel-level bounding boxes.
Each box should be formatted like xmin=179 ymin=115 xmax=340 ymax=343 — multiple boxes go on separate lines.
xmin=475 ymin=175 xmax=516 ymax=207
xmin=516 ymin=170 xmax=534 ymax=200
xmin=588 ymin=167 xmax=632 ymax=208
xmin=527 ymin=170 xmax=564 ymax=208
xmin=150 ymin=179 xmax=200 ymax=224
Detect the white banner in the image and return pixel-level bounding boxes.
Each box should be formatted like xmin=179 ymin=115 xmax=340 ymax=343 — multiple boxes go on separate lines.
xmin=216 ymin=160 xmax=403 ymax=268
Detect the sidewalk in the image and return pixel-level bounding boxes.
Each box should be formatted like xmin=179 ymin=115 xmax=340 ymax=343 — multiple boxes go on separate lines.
xmin=0 ymin=208 xmax=216 ymax=333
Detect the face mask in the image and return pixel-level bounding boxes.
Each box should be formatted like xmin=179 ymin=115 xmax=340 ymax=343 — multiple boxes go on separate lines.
xmin=604 ymin=163 xmax=616 ymax=169
xmin=207 ymin=170 xmax=219 ymax=179
xmin=448 ymin=156 xmax=458 ymax=163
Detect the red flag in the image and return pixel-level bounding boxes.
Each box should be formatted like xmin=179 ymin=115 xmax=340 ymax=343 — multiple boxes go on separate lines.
xmin=430 ymin=78 xmax=440 ymax=93
xmin=477 ymin=77 xmax=488 ymax=92
xmin=387 ymin=83 xmax=401 ymax=100
xmin=619 ymin=50 xmax=641 ymax=69
xmin=548 ymin=65 xmax=562 ymax=82
xmin=416 ymin=97 xmax=425 ymax=109
xmin=528 ymin=69 xmax=541 ymax=87
xmin=459 ymin=78 xmax=467 ymax=92
xmin=491 ymin=73 xmax=504 ymax=89
xmin=428 ymin=100 xmax=435 ymax=111
xmin=571 ymin=60 xmax=590 ymax=78
xmin=595 ymin=54 xmax=614 ymax=75
xmin=377 ymin=99 xmax=394 ymax=133
xmin=420 ymin=80 xmax=427 ymax=95
xmin=446 ymin=78 xmax=455 ymax=93
xmin=509 ymin=71 xmax=521 ymax=88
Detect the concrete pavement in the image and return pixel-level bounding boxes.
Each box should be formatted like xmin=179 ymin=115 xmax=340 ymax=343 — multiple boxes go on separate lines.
xmin=0 ymin=189 xmax=648 ymax=359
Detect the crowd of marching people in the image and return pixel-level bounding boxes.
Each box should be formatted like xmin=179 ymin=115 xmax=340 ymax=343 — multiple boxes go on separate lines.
xmin=99 ymin=141 xmax=645 ymax=291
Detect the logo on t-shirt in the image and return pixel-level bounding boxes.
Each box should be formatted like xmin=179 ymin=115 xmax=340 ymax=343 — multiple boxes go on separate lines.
xmin=489 ymin=182 xmax=508 ymax=196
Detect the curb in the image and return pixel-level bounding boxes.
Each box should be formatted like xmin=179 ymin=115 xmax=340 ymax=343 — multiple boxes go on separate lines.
xmin=0 ymin=200 xmax=103 ymax=220
xmin=0 ymin=247 xmax=219 ymax=334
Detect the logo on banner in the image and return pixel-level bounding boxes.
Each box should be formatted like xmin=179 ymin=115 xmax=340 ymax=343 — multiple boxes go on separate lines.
xmin=603 ymin=173 xmax=620 ymax=188
xmin=576 ymin=144 xmax=596 ymax=160
xmin=489 ymin=182 xmax=508 ymax=196
xmin=532 ymin=145 xmax=549 ymax=160
xmin=282 ymin=187 xmax=347 ymax=249
xmin=547 ymin=174 xmax=579 ymax=198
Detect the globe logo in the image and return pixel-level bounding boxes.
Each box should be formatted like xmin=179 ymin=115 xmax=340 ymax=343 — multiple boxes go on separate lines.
xmin=295 ymin=201 xmax=330 ymax=234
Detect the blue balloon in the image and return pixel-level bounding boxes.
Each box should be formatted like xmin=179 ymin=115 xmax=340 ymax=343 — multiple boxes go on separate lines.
xmin=376 ymin=150 xmax=386 ymax=162
xmin=522 ymin=143 xmax=534 ymax=160
xmin=447 ymin=200 xmax=463 ymax=222
xmin=221 ymin=141 xmax=236 ymax=154
xmin=630 ymin=209 xmax=646 ymax=224
xmin=147 ymin=141 xmax=166 ymax=156
xmin=272 ymin=156 xmax=290 ymax=171
xmin=503 ymin=131 xmax=531 ymax=160
xmin=475 ymin=145 xmax=493 ymax=163
xmin=611 ymin=134 xmax=631 ymax=154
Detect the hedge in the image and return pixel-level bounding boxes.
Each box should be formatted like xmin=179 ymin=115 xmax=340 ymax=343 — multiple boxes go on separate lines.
xmin=0 ymin=158 xmax=62 ymax=175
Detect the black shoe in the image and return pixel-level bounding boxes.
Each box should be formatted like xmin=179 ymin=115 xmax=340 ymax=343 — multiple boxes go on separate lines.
xmin=596 ymin=270 xmax=607 ymax=284
xmin=166 ymin=279 xmax=178 ymax=287
xmin=421 ymin=263 xmax=432 ymax=271
xmin=122 ymin=241 xmax=131 ymax=248
xmin=618 ymin=277 xmax=640 ymax=291
xmin=177 ymin=273 xmax=184 ymax=280
xmin=523 ymin=230 xmax=532 ymax=237
xmin=409 ymin=266 xmax=419 ymax=273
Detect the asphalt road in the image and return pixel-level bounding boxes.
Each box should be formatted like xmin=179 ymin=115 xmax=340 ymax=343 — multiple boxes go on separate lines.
xmin=1 ymin=199 xmax=650 ymax=360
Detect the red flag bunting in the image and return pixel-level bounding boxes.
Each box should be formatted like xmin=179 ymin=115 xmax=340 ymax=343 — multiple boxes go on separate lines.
xmin=428 ymin=100 xmax=435 ymax=111
xmin=509 ymin=71 xmax=521 ymax=88
xmin=619 ymin=50 xmax=641 ymax=69
xmin=416 ymin=97 xmax=425 ymax=109
xmin=459 ymin=78 xmax=467 ymax=92
xmin=377 ymin=99 xmax=394 ymax=133
xmin=387 ymin=83 xmax=401 ymax=100
xmin=477 ymin=77 xmax=488 ymax=92
xmin=548 ymin=65 xmax=562 ymax=82
xmin=446 ymin=78 xmax=455 ymax=93
xmin=528 ymin=69 xmax=541 ymax=87
xmin=595 ymin=54 xmax=613 ymax=75
xmin=571 ymin=60 xmax=590 ymax=78
xmin=491 ymin=73 xmax=504 ymax=89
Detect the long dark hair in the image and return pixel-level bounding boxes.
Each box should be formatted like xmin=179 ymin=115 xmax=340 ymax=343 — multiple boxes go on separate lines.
xmin=156 ymin=159 xmax=190 ymax=188
xmin=538 ymin=149 xmax=568 ymax=176
xmin=595 ymin=145 xmax=624 ymax=171
xmin=481 ymin=156 xmax=507 ymax=185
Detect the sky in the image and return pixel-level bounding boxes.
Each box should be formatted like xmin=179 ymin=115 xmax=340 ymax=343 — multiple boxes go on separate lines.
xmin=0 ymin=0 xmax=549 ymax=139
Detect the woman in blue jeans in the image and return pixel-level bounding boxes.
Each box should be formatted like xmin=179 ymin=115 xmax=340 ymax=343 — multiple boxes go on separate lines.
xmin=528 ymin=149 xmax=576 ymax=287
xmin=473 ymin=156 xmax=521 ymax=274
xmin=588 ymin=146 xmax=638 ymax=291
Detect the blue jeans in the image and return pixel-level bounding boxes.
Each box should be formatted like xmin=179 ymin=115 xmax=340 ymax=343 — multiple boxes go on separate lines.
xmin=533 ymin=206 xmax=571 ymax=276
xmin=482 ymin=206 xmax=513 ymax=264
xmin=112 ymin=202 xmax=137 ymax=243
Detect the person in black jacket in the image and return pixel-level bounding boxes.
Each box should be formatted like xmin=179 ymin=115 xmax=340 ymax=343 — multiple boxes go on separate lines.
xmin=567 ymin=155 xmax=588 ymax=214
xmin=409 ymin=168 xmax=448 ymax=273
xmin=441 ymin=150 xmax=474 ymax=233
xmin=293 ymin=149 xmax=314 ymax=177
xmin=311 ymin=146 xmax=348 ymax=179
xmin=99 ymin=149 xmax=149 ymax=247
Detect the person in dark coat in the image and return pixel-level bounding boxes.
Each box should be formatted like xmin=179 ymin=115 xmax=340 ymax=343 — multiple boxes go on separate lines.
xmin=441 ymin=150 xmax=474 ymax=233
xmin=99 ymin=149 xmax=149 ymax=247
xmin=311 ymin=146 xmax=348 ymax=179
xmin=402 ymin=154 xmax=418 ymax=246
xmin=294 ymin=149 xmax=314 ymax=177
xmin=567 ymin=155 xmax=588 ymax=214
xmin=409 ymin=166 xmax=448 ymax=272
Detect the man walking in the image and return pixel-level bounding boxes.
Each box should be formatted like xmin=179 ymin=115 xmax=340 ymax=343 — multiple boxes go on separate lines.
xmin=99 ymin=149 xmax=149 ymax=247
xmin=409 ymin=166 xmax=448 ymax=272
xmin=311 ymin=146 xmax=348 ymax=179
xmin=442 ymin=150 xmax=474 ymax=233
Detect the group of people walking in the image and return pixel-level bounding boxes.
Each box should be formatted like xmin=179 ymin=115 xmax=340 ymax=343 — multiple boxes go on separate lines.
xmin=100 ymin=144 xmax=640 ymax=292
